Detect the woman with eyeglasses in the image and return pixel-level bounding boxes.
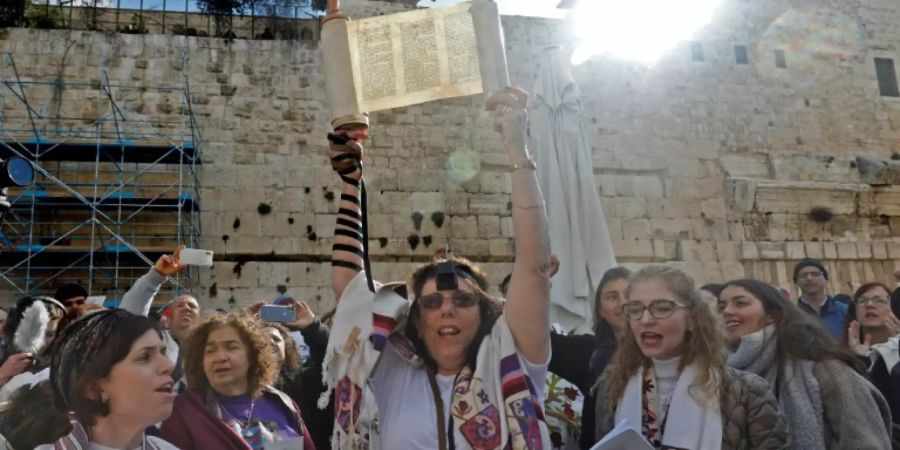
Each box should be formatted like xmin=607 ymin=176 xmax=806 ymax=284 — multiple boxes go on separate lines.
xmin=719 ymin=278 xmax=892 ymax=450
xmin=845 ymin=282 xmax=900 ymax=448
xmin=846 ymin=282 xmax=900 ymax=357
xmin=595 ymin=266 xmax=788 ymax=449
xmin=323 ymin=87 xmax=552 ymax=449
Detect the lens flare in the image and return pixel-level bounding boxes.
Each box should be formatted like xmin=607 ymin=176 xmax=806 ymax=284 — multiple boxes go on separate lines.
xmin=572 ymin=0 xmax=721 ymax=65
xmin=755 ymin=7 xmax=863 ymax=84
xmin=447 ymin=149 xmax=480 ymax=182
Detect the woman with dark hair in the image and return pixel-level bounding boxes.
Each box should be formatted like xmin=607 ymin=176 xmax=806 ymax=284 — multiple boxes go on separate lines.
xmin=1 ymin=309 xmax=178 ymax=449
xmin=160 ymin=313 xmax=315 ymax=450
xmin=548 ymin=266 xmax=630 ymax=449
xmin=719 ymin=278 xmax=892 ymax=449
xmin=323 ymin=87 xmax=553 ymax=449
xmin=699 ymin=283 xmax=723 ymax=310
xmin=262 ymin=313 xmax=334 ymax=450
xmin=595 ymin=266 xmax=787 ymax=449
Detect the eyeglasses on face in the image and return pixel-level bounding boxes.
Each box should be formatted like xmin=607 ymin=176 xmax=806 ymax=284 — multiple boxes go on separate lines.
xmin=857 ymin=296 xmax=890 ymax=306
xmin=621 ymin=299 xmax=689 ymax=321
xmin=418 ymin=291 xmax=479 ymax=310
xmin=797 ymin=271 xmax=823 ymax=279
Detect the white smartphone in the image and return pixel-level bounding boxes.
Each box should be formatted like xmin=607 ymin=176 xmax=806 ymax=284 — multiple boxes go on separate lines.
xmin=180 ymin=248 xmax=214 ymax=266
xmin=86 ymin=296 xmax=106 ymax=306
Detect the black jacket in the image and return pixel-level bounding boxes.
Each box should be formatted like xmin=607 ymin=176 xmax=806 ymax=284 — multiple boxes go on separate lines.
xmin=549 ymin=332 xmax=616 ymax=449
xmin=275 ymin=319 xmax=334 ymax=450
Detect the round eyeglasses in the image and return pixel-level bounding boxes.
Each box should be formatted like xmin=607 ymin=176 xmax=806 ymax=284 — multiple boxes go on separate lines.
xmin=621 ymin=299 xmax=689 ymax=320
xmin=857 ymin=296 xmax=890 ymax=306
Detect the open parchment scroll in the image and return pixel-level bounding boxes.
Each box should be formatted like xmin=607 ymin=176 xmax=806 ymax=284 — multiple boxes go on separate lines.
xmin=322 ymin=0 xmax=510 ymax=126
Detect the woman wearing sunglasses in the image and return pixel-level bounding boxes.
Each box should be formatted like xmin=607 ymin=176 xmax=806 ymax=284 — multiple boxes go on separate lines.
xmin=719 ymin=278 xmax=891 ymax=450
xmin=323 ymin=88 xmax=552 ymax=449
xmin=595 ymin=266 xmax=788 ymax=449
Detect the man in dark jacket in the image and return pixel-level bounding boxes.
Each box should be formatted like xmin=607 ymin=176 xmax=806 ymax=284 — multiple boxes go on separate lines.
xmin=794 ymin=258 xmax=848 ymax=339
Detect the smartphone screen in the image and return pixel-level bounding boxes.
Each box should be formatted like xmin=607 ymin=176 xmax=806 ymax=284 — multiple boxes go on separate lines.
xmin=260 ymin=305 xmax=296 ymax=323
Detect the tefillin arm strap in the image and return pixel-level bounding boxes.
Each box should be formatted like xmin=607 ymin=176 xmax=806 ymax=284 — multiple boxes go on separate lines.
xmin=329 ymin=132 xmax=375 ymax=293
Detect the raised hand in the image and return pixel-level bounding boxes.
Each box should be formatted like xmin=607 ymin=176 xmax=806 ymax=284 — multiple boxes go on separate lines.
xmin=285 ymin=299 xmax=317 ymax=330
xmin=155 ymin=246 xmax=185 ymax=277
xmin=848 ymin=320 xmax=872 ymax=356
xmin=485 ymin=87 xmax=529 ymax=155
xmin=247 ymin=300 xmax=266 ymax=317
xmin=0 ymin=353 xmax=33 ymax=385
xmin=885 ymin=314 xmax=900 ymax=336
xmin=328 ymin=126 xmax=369 ymax=184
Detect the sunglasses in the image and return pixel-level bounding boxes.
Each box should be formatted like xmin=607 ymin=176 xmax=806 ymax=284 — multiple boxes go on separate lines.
xmin=418 ymin=291 xmax=479 ymax=310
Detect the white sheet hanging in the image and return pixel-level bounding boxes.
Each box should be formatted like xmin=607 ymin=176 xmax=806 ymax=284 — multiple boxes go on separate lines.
xmin=528 ymin=46 xmax=617 ymax=333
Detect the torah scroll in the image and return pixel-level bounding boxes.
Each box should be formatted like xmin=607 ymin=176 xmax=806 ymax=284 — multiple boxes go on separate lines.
xmin=322 ymin=0 xmax=510 ymax=127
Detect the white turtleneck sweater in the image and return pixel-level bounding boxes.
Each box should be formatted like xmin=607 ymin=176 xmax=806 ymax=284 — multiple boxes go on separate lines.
xmin=651 ymin=356 xmax=681 ymax=428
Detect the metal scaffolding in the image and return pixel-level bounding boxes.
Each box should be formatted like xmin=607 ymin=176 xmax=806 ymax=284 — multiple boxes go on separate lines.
xmin=0 ymin=45 xmax=201 ymax=304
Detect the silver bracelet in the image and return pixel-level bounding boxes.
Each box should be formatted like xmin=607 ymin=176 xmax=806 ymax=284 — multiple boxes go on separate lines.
xmin=511 ymin=159 xmax=537 ymax=171
xmin=513 ymin=201 xmax=545 ymax=210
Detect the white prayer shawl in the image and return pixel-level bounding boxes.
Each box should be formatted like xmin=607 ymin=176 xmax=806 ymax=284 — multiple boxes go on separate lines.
xmin=615 ymin=363 xmax=723 ymax=450
xmin=321 ymin=271 xmax=551 ymax=449
xmin=0 ymin=367 xmax=48 ymax=402
xmin=870 ymin=335 xmax=900 ymax=371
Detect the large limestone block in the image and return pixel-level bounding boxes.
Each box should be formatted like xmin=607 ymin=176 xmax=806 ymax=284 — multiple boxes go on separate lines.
xmin=727 ymin=178 xmax=868 ymax=215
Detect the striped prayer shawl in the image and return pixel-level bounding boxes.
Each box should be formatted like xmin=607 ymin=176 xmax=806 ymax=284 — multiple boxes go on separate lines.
xmin=322 ymin=271 xmax=550 ymax=449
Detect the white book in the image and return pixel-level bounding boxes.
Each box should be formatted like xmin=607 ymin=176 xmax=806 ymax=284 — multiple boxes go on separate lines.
xmin=321 ymin=0 xmax=509 ymax=124
xmin=590 ymin=419 xmax=655 ymax=450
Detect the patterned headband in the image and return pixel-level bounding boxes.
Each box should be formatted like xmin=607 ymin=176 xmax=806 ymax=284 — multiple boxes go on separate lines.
xmin=49 ymin=309 xmax=133 ymax=410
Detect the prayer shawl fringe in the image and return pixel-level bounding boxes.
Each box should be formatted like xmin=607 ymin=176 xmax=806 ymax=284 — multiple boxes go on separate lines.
xmin=616 ymin=363 xmax=723 ymax=449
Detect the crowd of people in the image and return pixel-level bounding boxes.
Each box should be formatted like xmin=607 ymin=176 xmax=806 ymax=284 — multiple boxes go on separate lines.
xmin=0 ymin=87 xmax=895 ymax=449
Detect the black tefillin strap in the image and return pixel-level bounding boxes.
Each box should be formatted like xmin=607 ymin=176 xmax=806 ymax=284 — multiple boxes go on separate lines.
xmin=328 ymin=132 xmax=375 ymax=293
xmin=429 ymin=249 xmax=463 ymax=450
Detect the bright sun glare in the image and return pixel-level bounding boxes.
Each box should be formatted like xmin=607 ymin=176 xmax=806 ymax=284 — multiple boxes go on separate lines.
xmin=572 ymin=0 xmax=721 ymax=65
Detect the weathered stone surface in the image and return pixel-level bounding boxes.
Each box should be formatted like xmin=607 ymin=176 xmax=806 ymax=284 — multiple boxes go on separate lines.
xmin=4 ymin=0 xmax=900 ymax=306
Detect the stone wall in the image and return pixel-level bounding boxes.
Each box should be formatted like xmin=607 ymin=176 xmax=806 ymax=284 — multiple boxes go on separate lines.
xmin=2 ymin=0 xmax=900 ymax=311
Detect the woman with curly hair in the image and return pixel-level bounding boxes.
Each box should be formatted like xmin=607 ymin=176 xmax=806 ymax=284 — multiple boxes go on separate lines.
xmin=595 ymin=266 xmax=788 ymax=449
xmin=160 ymin=313 xmax=315 ymax=450
xmin=719 ymin=278 xmax=892 ymax=449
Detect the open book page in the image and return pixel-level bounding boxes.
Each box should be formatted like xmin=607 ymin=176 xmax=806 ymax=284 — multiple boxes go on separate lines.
xmin=590 ymin=419 xmax=654 ymax=450
xmin=321 ymin=0 xmax=509 ymax=123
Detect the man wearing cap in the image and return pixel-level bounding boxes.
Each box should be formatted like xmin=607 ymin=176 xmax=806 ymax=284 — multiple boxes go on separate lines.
xmin=794 ymin=258 xmax=848 ymax=339
xmin=119 ymin=247 xmax=197 ymax=388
